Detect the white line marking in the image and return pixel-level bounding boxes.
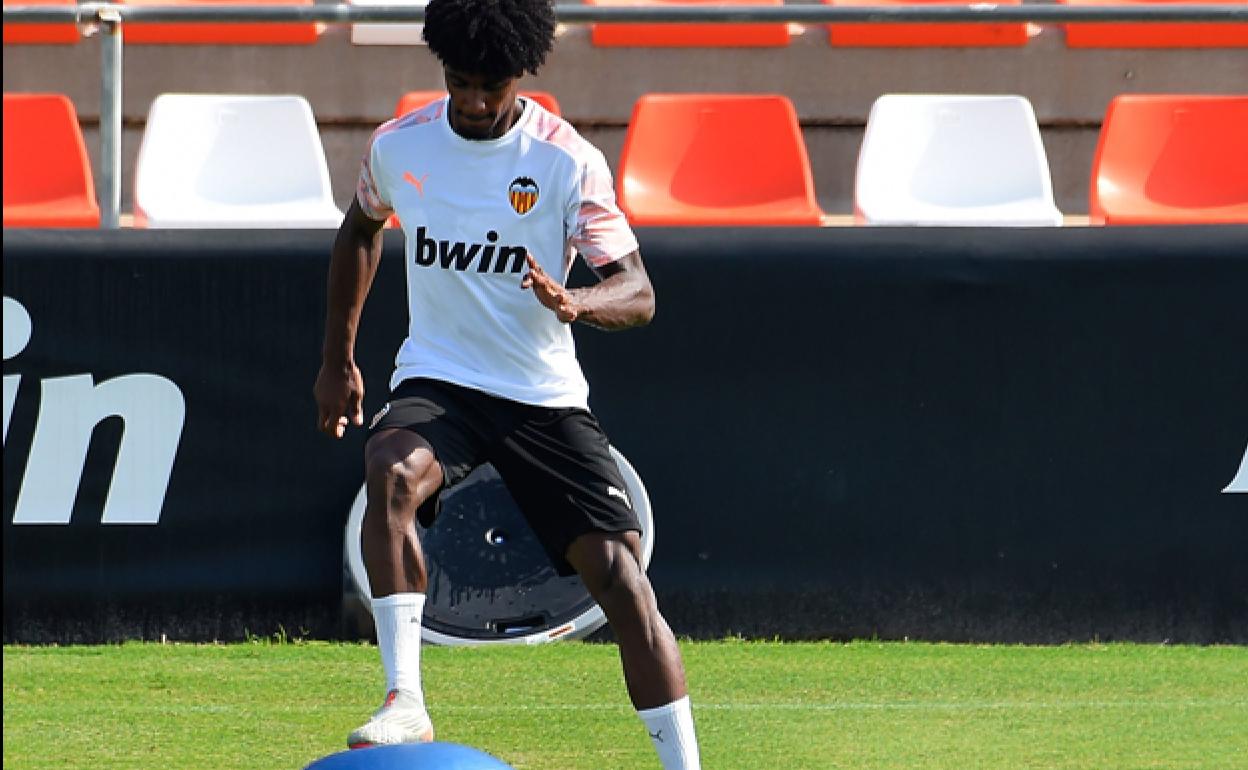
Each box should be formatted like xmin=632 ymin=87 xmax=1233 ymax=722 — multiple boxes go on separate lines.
xmin=20 ymin=699 xmax=1237 ymax=716
xmin=432 ymin=699 xmax=1247 ymax=713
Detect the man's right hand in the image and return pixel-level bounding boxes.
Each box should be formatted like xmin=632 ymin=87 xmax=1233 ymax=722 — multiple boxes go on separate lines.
xmin=314 ymin=360 xmax=365 ymax=439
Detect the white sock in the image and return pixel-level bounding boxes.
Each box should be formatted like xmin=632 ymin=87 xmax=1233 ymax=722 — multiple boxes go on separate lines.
xmin=371 ymin=593 xmax=426 ymax=703
xmin=638 ymin=695 xmax=701 ymax=770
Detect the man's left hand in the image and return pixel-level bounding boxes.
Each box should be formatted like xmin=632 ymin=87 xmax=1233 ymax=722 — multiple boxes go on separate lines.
xmin=521 ymin=252 xmax=580 ymax=323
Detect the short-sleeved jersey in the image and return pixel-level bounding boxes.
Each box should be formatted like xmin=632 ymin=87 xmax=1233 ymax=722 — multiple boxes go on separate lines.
xmin=357 ymin=96 xmax=639 ymax=410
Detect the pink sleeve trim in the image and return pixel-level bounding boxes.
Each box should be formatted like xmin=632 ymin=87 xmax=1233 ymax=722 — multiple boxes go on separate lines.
xmin=528 ymin=110 xmax=639 ymax=268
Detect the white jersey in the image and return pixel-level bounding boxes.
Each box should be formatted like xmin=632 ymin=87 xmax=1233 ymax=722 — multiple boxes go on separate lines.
xmin=357 ymin=96 xmax=639 ymax=409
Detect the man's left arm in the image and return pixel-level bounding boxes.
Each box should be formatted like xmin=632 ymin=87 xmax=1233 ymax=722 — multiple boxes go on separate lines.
xmin=521 ymin=250 xmax=655 ymax=330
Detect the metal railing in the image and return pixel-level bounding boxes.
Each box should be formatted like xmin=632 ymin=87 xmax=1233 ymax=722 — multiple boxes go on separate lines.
xmin=8 ymin=4 xmax=1248 ymax=23
xmin=5 ymin=3 xmax=1247 ymax=227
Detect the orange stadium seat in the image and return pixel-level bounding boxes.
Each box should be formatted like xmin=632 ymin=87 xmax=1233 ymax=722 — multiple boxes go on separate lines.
xmin=1060 ymin=0 xmax=1248 ymax=48
xmin=1089 ymin=95 xmax=1248 ymax=225
xmin=617 ymin=94 xmax=823 ymax=226
xmin=585 ymin=0 xmax=790 ymax=47
xmin=395 ymin=91 xmax=562 ymax=117
xmin=120 ymin=0 xmax=323 ymax=45
xmin=3 ymin=93 xmax=100 ymax=228
xmin=2 ymin=0 xmax=79 ymax=44
xmin=825 ymin=0 xmax=1032 ymax=47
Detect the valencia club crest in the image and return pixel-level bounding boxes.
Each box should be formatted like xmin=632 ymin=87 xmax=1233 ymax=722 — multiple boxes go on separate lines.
xmin=508 ymin=176 xmax=539 ymax=215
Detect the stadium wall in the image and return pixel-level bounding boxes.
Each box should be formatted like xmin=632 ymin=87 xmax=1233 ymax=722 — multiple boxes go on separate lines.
xmin=4 ymin=226 xmax=1247 ymax=644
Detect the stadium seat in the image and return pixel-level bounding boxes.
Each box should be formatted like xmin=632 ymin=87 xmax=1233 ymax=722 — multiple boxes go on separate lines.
xmin=1059 ymin=0 xmax=1248 ymax=48
xmin=617 ymin=93 xmax=823 ymax=226
xmin=1089 ymin=95 xmax=1248 ymax=225
xmin=349 ymin=0 xmax=426 ymax=45
xmin=395 ymin=91 xmax=562 ymax=117
xmin=3 ymin=93 xmax=100 ymax=229
xmin=825 ymin=0 xmax=1032 ymax=47
xmin=854 ymin=94 xmax=1062 ymax=226
xmin=2 ymin=0 xmax=79 ymax=44
xmin=120 ymin=0 xmax=323 ymax=45
xmin=133 ymin=94 xmax=344 ymax=228
xmin=585 ymin=0 xmax=791 ymax=47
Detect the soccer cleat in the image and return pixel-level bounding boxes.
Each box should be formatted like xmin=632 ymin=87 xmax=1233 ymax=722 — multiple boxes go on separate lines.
xmin=347 ymin=689 xmax=435 ymax=749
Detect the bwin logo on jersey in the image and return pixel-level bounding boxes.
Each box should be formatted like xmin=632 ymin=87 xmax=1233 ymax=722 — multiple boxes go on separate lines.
xmin=508 ymin=176 xmax=539 ymax=215
xmin=414 ymin=227 xmax=528 ymax=274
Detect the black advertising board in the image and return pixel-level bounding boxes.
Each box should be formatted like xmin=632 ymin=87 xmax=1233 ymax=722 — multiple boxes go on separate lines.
xmin=4 ymin=226 xmax=1246 ymax=642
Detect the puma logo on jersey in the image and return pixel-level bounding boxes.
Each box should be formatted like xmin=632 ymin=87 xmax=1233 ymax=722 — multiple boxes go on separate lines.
xmin=403 ymin=171 xmax=429 ymax=196
xmin=413 ymin=227 xmax=527 ymax=274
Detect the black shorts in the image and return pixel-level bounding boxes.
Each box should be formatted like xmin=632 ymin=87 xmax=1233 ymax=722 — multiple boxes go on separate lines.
xmin=367 ymin=378 xmax=640 ymax=576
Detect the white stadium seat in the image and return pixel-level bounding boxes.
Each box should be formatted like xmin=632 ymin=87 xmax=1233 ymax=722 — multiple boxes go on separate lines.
xmin=854 ymin=94 xmax=1063 ymax=226
xmin=134 ymin=94 xmax=344 ymax=228
xmin=349 ymin=0 xmax=427 ymax=45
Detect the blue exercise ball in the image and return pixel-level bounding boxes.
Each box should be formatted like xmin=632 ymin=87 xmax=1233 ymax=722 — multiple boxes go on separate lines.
xmin=304 ymin=742 xmax=515 ymax=770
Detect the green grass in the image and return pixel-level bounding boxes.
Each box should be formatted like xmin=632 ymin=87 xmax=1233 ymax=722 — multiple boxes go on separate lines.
xmin=4 ymin=640 xmax=1246 ymax=769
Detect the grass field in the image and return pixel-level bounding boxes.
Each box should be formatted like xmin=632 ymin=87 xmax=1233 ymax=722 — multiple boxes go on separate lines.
xmin=4 ymin=639 xmax=1246 ymax=770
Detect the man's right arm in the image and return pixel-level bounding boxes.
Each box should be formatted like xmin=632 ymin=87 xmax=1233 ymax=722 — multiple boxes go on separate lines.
xmin=313 ymin=198 xmax=387 ymax=438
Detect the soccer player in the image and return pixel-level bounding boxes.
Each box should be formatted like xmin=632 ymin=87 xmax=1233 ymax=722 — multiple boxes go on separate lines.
xmin=312 ymin=0 xmax=702 ymax=767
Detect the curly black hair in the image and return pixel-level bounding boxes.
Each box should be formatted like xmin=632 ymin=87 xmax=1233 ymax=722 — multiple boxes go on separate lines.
xmin=422 ymin=0 xmax=557 ymax=78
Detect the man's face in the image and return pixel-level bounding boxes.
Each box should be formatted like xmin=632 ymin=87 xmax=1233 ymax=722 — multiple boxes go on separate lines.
xmin=444 ymin=67 xmax=522 ymax=140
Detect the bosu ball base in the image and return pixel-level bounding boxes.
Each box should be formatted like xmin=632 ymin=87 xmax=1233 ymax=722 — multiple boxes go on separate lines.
xmin=305 ymin=742 xmax=515 ymax=770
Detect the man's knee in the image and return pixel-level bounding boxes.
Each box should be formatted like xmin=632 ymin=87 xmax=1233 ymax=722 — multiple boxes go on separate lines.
xmin=571 ymin=533 xmax=649 ymax=605
xmin=364 ymin=430 xmax=442 ymax=511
